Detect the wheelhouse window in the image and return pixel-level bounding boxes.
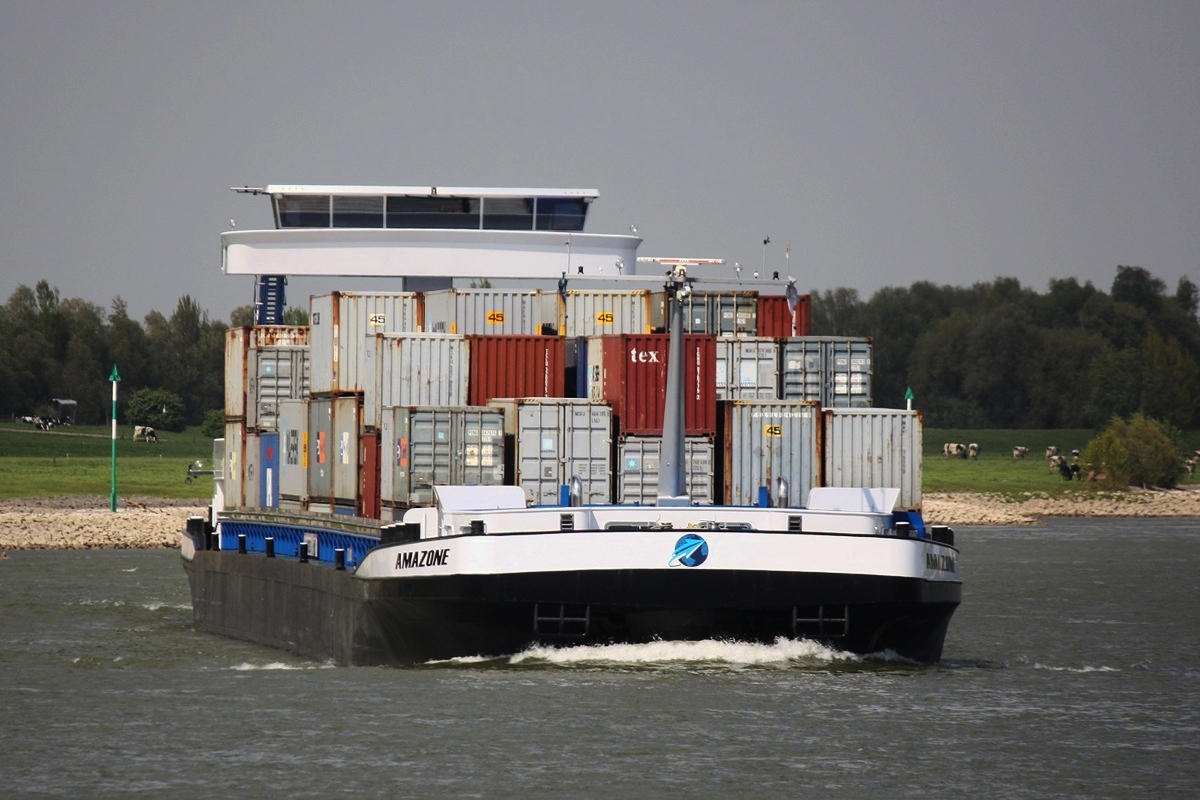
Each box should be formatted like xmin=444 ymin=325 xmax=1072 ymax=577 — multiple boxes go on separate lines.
xmin=535 ymin=197 xmax=587 ymax=231
xmin=276 ymin=195 xmax=330 ymax=228
xmin=482 ymin=197 xmax=534 ymax=230
xmin=387 ymin=196 xmax=481 ymax=229
xmin=332 ymin=195 xmax=384 ymax=227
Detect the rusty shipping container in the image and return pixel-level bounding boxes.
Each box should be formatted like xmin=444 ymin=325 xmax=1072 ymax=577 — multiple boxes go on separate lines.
xmin=224 ymin=326 xmax=311 ymax=427
xmin=363 ymin=333 xmax=470 ymax=429
xmin=468 ymin=335 xmax=565 ymax=406
xmin=719 ymin=400 xmax=822 ymax=508
xmin=757 ymin=294 xmax=812 ymax=337
xmin=309 ymin=292 xmax=421 ymax=395
xmin=585 ymin=334 xmax=717 ymax=436
xmin=379 ymin=406 xmax=506 ymax=518
xmin=423 ymin=288 xmax=546 ymax=335
xmin=616 ymin=435 xmax=715 ymax=505
xmin=823 ymin=408 xmax=923 ymax=511
xmin=558 ymin=290 xmax=654 ymax=337
xmin=488 ymin=398 xmax=613 ymax=506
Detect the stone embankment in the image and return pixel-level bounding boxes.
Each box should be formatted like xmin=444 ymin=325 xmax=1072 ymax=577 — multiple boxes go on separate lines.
xmin=1 ymin=488 xmax=1199 ymax=552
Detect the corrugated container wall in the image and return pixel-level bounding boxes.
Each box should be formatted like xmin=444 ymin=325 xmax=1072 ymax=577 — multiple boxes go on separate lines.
xmin=468 ymin=336 xmax=565 ymax=406
xmin=309 ymin=292 xmax=421 ymax=395
xmin=224 ymin=326 xmax=311 ymax=423
xmin=558 ymin=290 xmax=653 ymax=337
xmin=720 ymin=400 xmax=821 ymax=507
xmin=223 ymin=420 xmax=246 ymax=510
xmin=379 ymin=406 xmax=506 ymax=516
xmin=757 ymin=294 xmax=812 ymax=337
xmin=780 ymin=336 xmax=873 ymax=408
xmin=488 ymin=398 xmax=613 ymax=506
xmin=243 ymin=431 xmax=261 ymax=508
xmin=278 ymin=399 xmax=308 ymax=510
xmin=666 ymin=291 xmax=760 ymax=336
xmin=587 ymin=334 xmax=717 ymax=436
xmin=363 ymin=333 xmax=469 ymax=429
xmin=423 ymin=289 xmax=546 ymax=335
xmin=307 ymin=395 xmax=361 ymax=510
xmin=616 ymin=435 xmax=715 ymax=505
xmin=823 ymin=408 xmax=923 ymax=511
xmin=715 ymin=338 xmax=780 ymax=400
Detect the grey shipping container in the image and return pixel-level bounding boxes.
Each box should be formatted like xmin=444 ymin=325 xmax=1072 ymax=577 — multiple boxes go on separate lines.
xmin=363 ymin=333 xmax=469 ymax=429
xmin=243 ymin=431 xmax=261 ymax=508
xmin=307 ymin=395 xmax=361 ymax=510
xmin=822 ymin=408 xmax=923 ymax=511
xmin=423 ymin=288 xmax=545 ymax=335
xmin=616 ymin=435 xmax=715 ymax=505
xmin=488 ymin=398 xmax=613 ymax=506
xmin=659 ymin=291 xmax=759 ymax=336
xmin=715 ymin=337 xmax=780 ymax=400
xmin=309 ymin=292 xmax=421 ymax=394
xmin=380 ymin=406 xmax=506 ymax=517
xmin=558 ymin=290 xmax=653 ymax=337
xmin=721 ymin=400 xmax=821 ymax=507
xmin=780 ymin=336 xmax=872 ymax=408
xmin=224 ymin=326 xmax=311 ymax=423
xmin=278 ymin=399 xmax=308 ymax=507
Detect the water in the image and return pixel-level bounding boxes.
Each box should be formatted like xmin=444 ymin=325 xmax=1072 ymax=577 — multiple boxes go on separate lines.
xmin=2 ymin=518 xmax=1198 ymax=798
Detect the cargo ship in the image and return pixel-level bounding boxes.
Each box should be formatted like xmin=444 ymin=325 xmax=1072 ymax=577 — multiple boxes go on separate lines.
xmin=182 ymin=185 xmax=960 ymax=664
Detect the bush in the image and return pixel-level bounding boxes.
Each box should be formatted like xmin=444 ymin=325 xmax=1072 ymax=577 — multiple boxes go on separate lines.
xmin=125 ymin=388 xmax=187 ymax=433
xmin=1081 ymin=413 xmax=1184 ymax=489
xmin=200 ymin=409 xmax=224 ymax=440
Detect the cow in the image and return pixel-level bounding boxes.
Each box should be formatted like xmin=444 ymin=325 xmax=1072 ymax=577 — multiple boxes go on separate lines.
xmin=943 ymin=442 xmax=966 ymax=458
xmin=1045 ymin=446 xmax=1059 ymax=460
xmin=1012 ymin=446 xmax=1029 ymax=460
xmin=133 ymin=425 xmax=158 ymax=443
xmin=967 ymin=443 xmax=980 ymax=459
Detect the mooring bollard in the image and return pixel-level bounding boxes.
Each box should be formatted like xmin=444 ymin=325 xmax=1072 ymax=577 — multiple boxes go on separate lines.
xmin=335 ymin=548 xmax=345 ymax=571
xmin=299 ymin=542 xmax=309 ymax=563
xmin=238 ymin=534 xmax=247 ymax=554
xmin=265 ymin=537 xmax=275 ymax=558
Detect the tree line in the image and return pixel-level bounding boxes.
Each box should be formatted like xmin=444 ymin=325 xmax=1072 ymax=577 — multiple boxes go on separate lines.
xmin=0 ymin=282 xmax=304 ymax=428
xmin=2 ymin=265 xmax=1197 ymax=431
xmin=810 ymin=265 xmax=1200 ymax=429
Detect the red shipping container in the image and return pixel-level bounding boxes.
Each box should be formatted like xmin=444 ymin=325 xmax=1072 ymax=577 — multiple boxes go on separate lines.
xmin=593 ymin=334 xmax=717 ymax=435
xmin=361 ymin=430 xmax=381 ymax=519
xmin=757 ymin=294 xmax=812 ymax=337
xmin=468 ymin=335 xmax=566 ymax=405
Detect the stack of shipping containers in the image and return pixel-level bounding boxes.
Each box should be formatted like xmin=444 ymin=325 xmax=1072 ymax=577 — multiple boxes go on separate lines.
xmin=223 ymin=286 xmax=924 ymax=519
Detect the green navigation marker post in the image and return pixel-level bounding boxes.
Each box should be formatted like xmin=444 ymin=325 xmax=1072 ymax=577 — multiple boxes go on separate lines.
xmin=905 ymin=386 xmax=914 ymax=411
xmin=109 ymin=365 xmax=121 ymax=512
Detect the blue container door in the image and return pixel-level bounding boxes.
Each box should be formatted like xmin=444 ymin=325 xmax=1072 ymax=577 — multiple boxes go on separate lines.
xmin=259 ymin=432 xmax=280 ymax=508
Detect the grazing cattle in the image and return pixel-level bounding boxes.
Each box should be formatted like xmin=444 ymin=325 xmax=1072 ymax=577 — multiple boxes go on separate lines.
xmin=1045 ymin=446 xmax=1059 ymax=460
xmin=133 ymin=425 xmax=158 ymax=443
xmin=1184 ymin=457 xmax=1196 ymax=477
xmin=967 ymin=443 xmax=980 ymax=459
xmin=1071 ymin=449 xmax=1081 ymax=459
xmin=943 ymin=442 xmax=966 ymax=458
xmin=1012 ymin=446 xmax=1029 ymax=460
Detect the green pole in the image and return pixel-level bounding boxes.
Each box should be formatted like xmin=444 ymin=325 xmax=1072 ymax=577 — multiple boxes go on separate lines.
xmin=109 ymin=365 xmax=121 ymax=512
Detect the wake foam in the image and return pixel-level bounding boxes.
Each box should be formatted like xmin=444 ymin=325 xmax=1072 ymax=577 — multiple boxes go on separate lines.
xmin=431 ymin=638 xmax=861 ymax=668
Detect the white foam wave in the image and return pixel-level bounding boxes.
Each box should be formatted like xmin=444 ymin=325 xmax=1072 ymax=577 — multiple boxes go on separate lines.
xmin=142 ymin=602 xmax=191 ymax=611
xmin=1033 ymin=663 xmax=1121 ymax=673
xmin=507 ymin=637 xmax=856 ymax=667
xmin=229 ymin=661 xmax=334 ymax=671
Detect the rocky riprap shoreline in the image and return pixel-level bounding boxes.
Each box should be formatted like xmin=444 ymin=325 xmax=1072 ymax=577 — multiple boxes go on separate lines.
xmin=1 ymin=488 xmax=1199 ymax=552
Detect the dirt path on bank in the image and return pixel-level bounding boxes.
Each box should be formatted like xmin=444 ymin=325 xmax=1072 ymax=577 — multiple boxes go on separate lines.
xmin=1 ymin=489 xmax=1198 ymax=552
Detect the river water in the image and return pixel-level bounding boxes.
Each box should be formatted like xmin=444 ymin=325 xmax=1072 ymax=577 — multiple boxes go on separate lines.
xmin=2 ymin=518 xmax=1198 ymax=798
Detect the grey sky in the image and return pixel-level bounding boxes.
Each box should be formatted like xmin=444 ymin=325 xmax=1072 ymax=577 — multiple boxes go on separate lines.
xmin=2 ymin=1 xmax=1197 ymax=322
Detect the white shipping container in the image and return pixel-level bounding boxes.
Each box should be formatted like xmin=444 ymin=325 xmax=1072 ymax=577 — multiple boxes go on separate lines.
xmin=616 ymin=436 xmax=715 ymax=505
xmin=278 ymin=399 xmax=308 ymax=505
xmin=223 ymin=420 xmax=246 ymax=510
xmin=488 ymin=398 xmax=613 ymax=506
xmin=423 ymin=288 xmax=545 ymax=335
xmin=715 ymin=338 xmax=780 ymax=400
xmin=721 ymin=400 xmax=821 ymax=507
xmin=822 ymin=408 xmax=922 ymax=511
xmin=225 ymin=326 xmax=311 ymax=420
xmin=307 ymin=395 xmax=361 ymax=509
xmin=309 ymin=292 xmax=421 ymax=394
xmin=558 ymin=290 xmax=653 ymax=337
xmin=363 ymin=333 xmax=469 ymax=429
